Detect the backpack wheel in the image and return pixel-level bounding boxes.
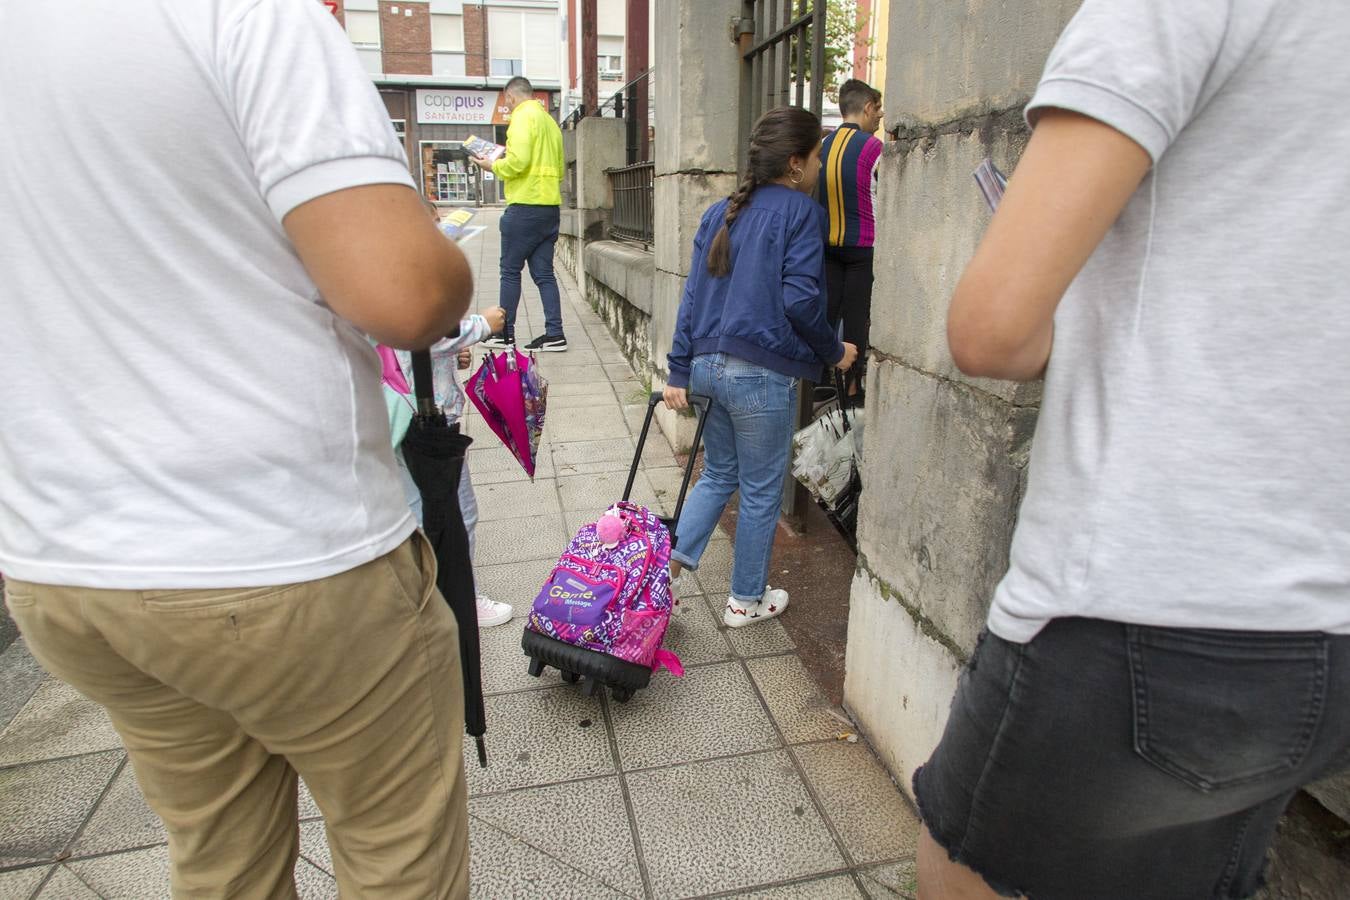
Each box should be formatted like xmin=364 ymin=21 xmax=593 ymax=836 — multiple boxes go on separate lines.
xmin=560 ymin=670 xmax=581 ymax=684
xmin=611 ymin=687 xmax=634 ymax=704
xmin=527 ymin=657 xmax=545 ymax=678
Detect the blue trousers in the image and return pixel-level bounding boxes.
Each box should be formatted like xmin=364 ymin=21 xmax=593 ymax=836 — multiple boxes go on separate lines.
xmin=671 ymin=354 xmax=797 ymax=603
xmin=498 ymin=203 xmax=563 ymax=338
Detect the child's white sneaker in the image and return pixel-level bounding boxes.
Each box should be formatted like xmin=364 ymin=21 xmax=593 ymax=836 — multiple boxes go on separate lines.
xmin=476 ymin=595 xmax=513 ymax=627
xmin=722 ymin=588 xmax=789 ymax=628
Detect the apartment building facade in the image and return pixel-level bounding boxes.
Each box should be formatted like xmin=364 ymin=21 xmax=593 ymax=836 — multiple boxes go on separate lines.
xmin=328 ymin=0 xmax=564 ymax=204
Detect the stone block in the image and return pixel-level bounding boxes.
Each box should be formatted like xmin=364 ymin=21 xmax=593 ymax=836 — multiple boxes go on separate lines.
xmin=583 ymin=241 xmax=655 ymax=315
xmin=854 ymin=358 xmax=1037 ymax=656
xmin=872 ymin=127 xmax=1040 ymax=406
xmin=559 ymin=207 xmax=607 ymax=241
xmin=654 ymin=0 xmax=743 ymax=177
xmin=654 ymin=172 xmax=735 ymax=277
xmin=650 ymin=370 xmax=698 ymax=457
xmin=843 ymin=568 xmax=963 ymax=800
xmin=1307 ymin=774 xmax=1350 ymax=827
xmin=884 ymin=0 xmax=1082 ymax=129
xmin=649 ymin=269 xmax=683 ymax=379
xmin=575 ymin=117 xmax=627 ymax=210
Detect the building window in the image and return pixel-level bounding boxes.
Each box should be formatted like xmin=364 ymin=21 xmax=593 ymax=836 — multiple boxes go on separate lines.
xmin=598 ymin=55 xmax=623 ymax=80
xmin=346 ymin=10 xmax=381 ymax=48
xmin=489 ymin=8 xmax=560 ymax=81
xmin=431 ymin=14 xmax=464 ymax=52
xmin=391 ymin=119 xmax=407 ymax=140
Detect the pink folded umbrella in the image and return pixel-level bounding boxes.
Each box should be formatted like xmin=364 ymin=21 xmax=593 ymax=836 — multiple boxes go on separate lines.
xmin=466 ymin=349 xmax=548 ymax=478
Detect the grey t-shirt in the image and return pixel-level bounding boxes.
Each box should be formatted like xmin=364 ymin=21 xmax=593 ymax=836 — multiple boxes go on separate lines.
xmin=989 ymin=0 xmax=1350 ymax=642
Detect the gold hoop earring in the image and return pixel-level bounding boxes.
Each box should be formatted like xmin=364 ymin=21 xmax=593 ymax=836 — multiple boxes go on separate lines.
xmin=790 ymin=169 xmax=803 ymax=184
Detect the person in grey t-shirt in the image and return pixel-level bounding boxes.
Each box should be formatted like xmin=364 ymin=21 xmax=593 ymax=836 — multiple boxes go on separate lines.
xmin=914 ymin=2 xmax=1350 ymax=898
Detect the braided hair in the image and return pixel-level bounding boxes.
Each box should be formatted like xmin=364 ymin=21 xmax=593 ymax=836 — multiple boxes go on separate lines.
xmin=706 ymin=106 xmax=822 ymax=278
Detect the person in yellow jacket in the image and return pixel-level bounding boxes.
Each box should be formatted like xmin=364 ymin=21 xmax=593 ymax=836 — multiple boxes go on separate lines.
xmin=471 ymin=76 xmax=567 ymax=352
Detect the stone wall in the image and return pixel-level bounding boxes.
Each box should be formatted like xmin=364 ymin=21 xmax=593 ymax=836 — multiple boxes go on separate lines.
xmin=845 ymin=1 xmax=1350 ymax=891
xmin=842 ymin=3 xmax=1069 ymax=788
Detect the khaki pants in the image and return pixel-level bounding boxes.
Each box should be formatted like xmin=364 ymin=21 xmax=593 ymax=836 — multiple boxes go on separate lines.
xmin=4 ymin=534 xmax=469 ymax=899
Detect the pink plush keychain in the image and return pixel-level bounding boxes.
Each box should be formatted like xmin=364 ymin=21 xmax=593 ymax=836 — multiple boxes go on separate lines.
xmin=596 ymin=508 xmax=626 ymax=548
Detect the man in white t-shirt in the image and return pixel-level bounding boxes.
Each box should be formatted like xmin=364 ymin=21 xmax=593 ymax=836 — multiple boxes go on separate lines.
xmin=1 ymin=2 xmax=475 ymax=896
xmin=914 ymin=1 xmax=1350 ymax=898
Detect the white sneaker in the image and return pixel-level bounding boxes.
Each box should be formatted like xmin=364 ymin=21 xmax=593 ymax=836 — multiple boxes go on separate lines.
xmin=476 ymin=595 xmax=513 ymax=627
xmin=722 ymin=588 xmax=789 ymax=628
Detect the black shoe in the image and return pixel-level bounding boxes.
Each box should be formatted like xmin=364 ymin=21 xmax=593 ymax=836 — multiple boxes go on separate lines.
xmin=524 ymin=334 xmax=568 ymax=352
xmin=481 ymin=333 xmax=514 ymax=349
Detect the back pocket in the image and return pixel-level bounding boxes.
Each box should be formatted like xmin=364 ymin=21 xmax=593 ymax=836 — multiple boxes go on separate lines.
xmin=1127 ymin=625 xmax=1327 ymax=791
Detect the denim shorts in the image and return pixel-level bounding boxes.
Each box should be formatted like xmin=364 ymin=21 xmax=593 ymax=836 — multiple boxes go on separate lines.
xmin=913 ymin=618 xmax=1350 ymax=899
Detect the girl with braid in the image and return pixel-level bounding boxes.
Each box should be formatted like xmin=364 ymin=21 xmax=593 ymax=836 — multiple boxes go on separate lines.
xmin=663 ymin=107 xmax=859 ymax=629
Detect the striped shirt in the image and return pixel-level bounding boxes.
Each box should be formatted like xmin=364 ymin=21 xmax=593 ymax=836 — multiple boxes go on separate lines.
xmin=817 ymin=123 xmax=883 ymax=248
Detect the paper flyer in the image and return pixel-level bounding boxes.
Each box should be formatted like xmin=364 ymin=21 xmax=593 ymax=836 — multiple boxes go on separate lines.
xmin=463 ymin=135 xmax=506 ymax=162
xmin=974 ymin=159 xmax=1009 ymax=212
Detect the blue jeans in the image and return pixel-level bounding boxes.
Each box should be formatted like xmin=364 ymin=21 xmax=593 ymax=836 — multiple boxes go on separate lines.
xmin=671 ymin=354 xmax=798 ymax=603
xmin=498 ymin=203 xmax=563 ymax=338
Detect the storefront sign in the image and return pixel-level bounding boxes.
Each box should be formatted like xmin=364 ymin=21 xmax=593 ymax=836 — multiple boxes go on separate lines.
xmin=415 ymin=89 xmax=552 ymax=125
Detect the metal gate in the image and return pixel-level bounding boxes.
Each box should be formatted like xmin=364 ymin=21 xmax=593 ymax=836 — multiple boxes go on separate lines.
xmin=738 ymin=0 xmax=825 ymax=161
xmin=737 ymin=0 xmax=826 ymax=526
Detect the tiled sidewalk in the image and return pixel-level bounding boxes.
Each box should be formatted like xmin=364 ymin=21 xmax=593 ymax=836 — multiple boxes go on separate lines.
xmin=0 ymin=209 xmax=920 ymax=899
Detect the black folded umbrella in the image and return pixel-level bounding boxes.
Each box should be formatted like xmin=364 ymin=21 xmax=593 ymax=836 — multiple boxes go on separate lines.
xmin=400 ymin=348 xmax=488 ymax=768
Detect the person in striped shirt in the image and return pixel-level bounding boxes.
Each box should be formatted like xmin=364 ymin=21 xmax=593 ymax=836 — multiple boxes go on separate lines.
xmin=818 ymin=79 xmax=884 ymax=401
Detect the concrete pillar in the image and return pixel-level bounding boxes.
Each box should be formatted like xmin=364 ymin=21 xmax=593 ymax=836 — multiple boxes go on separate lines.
xmin=842 ymin=0 xmax=1080 ymax=795
xmin=649 ymin=0 xmax=741 ymax=451
xmin=574 ymin=117 xmax=626 ymax=210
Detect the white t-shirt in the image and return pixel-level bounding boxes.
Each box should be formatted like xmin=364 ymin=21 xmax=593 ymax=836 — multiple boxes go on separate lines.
xmin=0 ymin=1 xmax=422 ymax=588
xmin=989 ymin=0 xmax=1350 ymax=641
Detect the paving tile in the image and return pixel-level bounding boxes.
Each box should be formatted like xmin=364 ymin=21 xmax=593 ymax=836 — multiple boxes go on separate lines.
xmin=724 ymin=616 xmax=798 ymax=658
xmin=748 ymin=655 xmax=841 ymax=744
xmin=472 ymin=477 xmax=562 ymax=522
xmin=793 ymin=742 xmax=921 ymax=866
xmin=67 ymin=845 xmax=170 ymax=899
xmin=467 ymin=815 xmax=629 ymax=900
xmin=551 ymin=436 xmax=638 ymax=467
xmin=627 ymin=751 xmax=846 ymax=899
xmin=0 ymin=680 xmax=123 ymax=768
xmin=473 ymin=515 xmax=567 ymax=567
xmin=557 ymin=472 xmax=659 ymax=514
xmin=531 ymin=348 xmax=603 ymax=367
xmin=543 ymin=365 xmax=609 ymax=385
xmin=545 ymin=408 xmax=631 ymax=444
xmin=299 ymin=819 xmax=332 ymax=875
xmin=662 ymin=598 xmax=733 ymax=668
xmin=295 ymin=858 xmax=339 ymax=899
xmin=547 ymin=392 xmax=623 ymax=411
xmin=298 ymin=779 xmax=322 ymax=821
xmin=466 ymin=445 xmax=552 ymax=485
xmin=70 ymin=764 xmax=166 ymax=856
xmin=548 ymin=381 xmax=620 ymax=398
xmin=732 ymin=875 xmax=867 ymax=898
xmin=466 ymin=687 xmax=612 ymax=795
xmin=477 ymin=565 xmax=569 ymax=697
xmin=0 ymin=865 xmax=51 ymax=900
xmin=603 ymin=361 xmax=637 ymax=379
xmin=611 ymin=662 xmax=778 ymax=771
xmin=0 ymin=751 xmax=122 ymax=868
xmin=859 ymin=860 xmax=919 ymax=899
xmin=0 ymin=641 xmax=47 ymax=733
xmin=34 ymin=866 xmax=97 ymax=899
xmin=468 ymin=777 xmax=642 ymax=897
xmin=689 ymin=537 xmax=735 ymax=595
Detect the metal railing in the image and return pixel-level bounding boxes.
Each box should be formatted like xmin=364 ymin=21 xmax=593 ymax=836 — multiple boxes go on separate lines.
xmin=605 ymin=161 xmax=655 ymax=246
xmin=563 ymin=68 xmax=654 ymax=167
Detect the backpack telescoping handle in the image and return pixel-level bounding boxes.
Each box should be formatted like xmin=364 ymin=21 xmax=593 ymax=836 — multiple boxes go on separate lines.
xmin=623 ymin=392 xmax=711 ymax=537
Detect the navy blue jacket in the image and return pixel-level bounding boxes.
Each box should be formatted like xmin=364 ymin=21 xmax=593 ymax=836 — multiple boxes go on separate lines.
xmin=667 ymin=184 xmax=844 ymax=389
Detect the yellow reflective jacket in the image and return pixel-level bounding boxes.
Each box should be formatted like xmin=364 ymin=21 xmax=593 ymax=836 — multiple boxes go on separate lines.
xmin=492 ymin=99 xmax=564 ymax=206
